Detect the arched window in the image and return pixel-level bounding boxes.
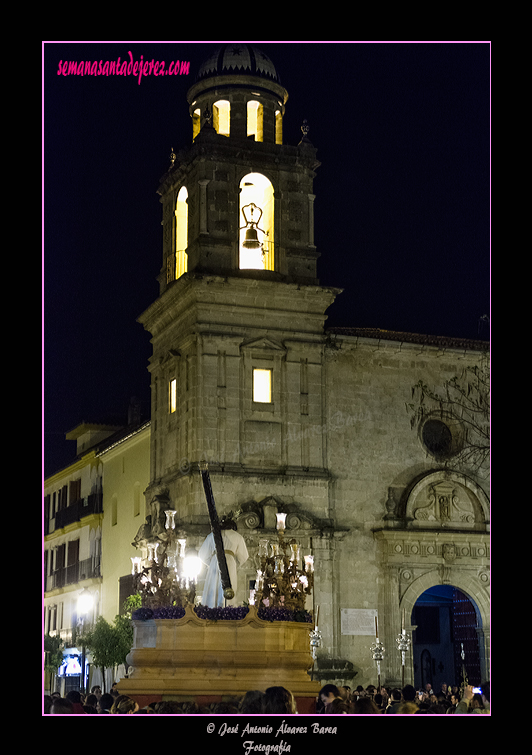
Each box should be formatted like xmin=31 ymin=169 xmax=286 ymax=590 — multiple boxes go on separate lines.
xmin=175 ymin=186 xmax=188 ymax=279
xmin=213 ymin=100 xmax=230 ymax=136
xmin=247 ymin=100 xmax=263 ymax=141
xmin=239 ymin=173 xmax=274 ymax=271
xmin=275 ymin=109 xmax=283 ymax=145
xmin=192 ymin=108 xmax=201 ymax=140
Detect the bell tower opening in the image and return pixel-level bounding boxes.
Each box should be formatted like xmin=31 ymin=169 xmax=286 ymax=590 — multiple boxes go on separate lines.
xmin=175 ymin=186 xmax=188 ymax=280
xmin=213 ymin=100 xmax=230 ymax=137
xmin=239 ymin=173 xmax=274 ymax=271
xmin=247 ymin=100 xmax=263 ymax=141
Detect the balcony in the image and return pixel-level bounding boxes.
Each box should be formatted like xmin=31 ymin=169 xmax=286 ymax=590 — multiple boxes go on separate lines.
xmin=51 ymin=493 xmax=103 ymax=531
xmin=46 ymin=556 xmax=101 ymax=593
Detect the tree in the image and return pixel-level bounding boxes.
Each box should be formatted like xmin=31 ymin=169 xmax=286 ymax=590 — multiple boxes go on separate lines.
xmin=407 ymin=352 xmax=490 ymax=473
xmin=83 ymin=613 xmax=134 ymax=692
xmin=44 ymin=633 xmax=64 ymax=692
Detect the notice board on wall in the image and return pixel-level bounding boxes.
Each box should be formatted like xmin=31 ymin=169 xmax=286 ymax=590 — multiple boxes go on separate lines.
xmin=341 ymin=608 xmax=378 ymax=635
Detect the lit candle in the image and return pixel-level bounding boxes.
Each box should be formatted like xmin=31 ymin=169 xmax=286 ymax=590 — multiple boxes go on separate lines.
xmin=276 ymin=512 xmax=287 ymax=530
xmin=164 ymin=509 xmax=177 ymax=530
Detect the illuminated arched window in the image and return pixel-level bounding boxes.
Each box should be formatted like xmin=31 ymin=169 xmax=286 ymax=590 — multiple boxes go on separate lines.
xmin=247 ymin=100 xmax=263 ymax=141
xmin=239 ymin=173 xmax=274 ymax=271
xmin=192 ymin=108 xmax=201 ymax=140
xmin=213 ymin=100 xmax=230 ymax=136
xmin=175 ymin=186 xmax=188 ymax=279
xmin=275 ymin=109 xmax=283 ymax=145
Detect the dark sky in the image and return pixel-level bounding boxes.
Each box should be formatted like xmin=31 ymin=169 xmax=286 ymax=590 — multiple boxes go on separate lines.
xmin=43 ymin=41 xmax=490 ymax=478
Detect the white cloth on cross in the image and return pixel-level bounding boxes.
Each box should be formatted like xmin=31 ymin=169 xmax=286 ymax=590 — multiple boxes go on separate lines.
xmin=198 ymin=529 xmax=249 ymax=607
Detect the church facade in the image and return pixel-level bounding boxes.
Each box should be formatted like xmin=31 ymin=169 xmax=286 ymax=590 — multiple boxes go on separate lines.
xmin=135 ymin=45 xmax=489 ymax=689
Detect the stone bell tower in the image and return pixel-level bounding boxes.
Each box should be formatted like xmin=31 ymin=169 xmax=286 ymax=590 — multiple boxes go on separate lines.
xmin=138 ymin=45 xmax=341 ymax=580
xmin=159 ymin=43 xmax=323 ymax=291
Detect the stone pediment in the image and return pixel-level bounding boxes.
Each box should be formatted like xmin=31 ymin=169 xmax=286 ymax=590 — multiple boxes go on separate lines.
xmin=391 ymin=471 xmax=489 ymax=532
xmin=237 ymin=497 xmax=336 ymax=534
xmin=240 ymin=337 xmax=286 ymax=354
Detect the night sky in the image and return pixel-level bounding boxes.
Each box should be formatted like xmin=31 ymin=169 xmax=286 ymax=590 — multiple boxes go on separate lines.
xmin=43 ymin=41 xmax=490 ymax=478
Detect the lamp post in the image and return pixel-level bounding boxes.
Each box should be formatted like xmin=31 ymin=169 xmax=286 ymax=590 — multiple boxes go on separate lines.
xmin=77 ymin=588 xmax=93 ymax=694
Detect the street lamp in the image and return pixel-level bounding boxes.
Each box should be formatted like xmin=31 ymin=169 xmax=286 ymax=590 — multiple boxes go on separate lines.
xmin=77 ymin=588 xmax=93 ymax=694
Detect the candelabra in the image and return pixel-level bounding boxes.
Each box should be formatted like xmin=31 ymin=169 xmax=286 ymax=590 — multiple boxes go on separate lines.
xmin=396 ymin=616 xmax=411 ymax=687
xmin=132 ymin=509 xmax=201 ymax=608
xmin=370 ymin=617 xmax=385 ymax=690
xmin=460 ymin=642 xmax=469 ymax=692
xmin=252 ymin=513 xmax=314 ymax=613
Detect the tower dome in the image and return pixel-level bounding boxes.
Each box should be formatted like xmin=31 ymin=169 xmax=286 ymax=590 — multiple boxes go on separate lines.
xmin=196 ymin=44 xmax=280 ymax=83
xmin=187 ymin=44 xmax=288 ymax=144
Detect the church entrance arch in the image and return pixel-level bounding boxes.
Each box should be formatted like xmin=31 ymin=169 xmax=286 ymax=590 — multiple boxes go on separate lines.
xmin=400 ymin=571 xmax=489 ymax=690
xmin=411 ymin=585 xmax=482 ymax=691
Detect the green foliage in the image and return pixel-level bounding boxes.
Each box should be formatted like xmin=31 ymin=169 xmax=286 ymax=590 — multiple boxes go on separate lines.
xmin=122 ymin=593 xmax=141 ymax=618
xmin=44 ymin=633 xmax=64 ymax=674
xmin=83 ymin=613 xmax=134 ymax=691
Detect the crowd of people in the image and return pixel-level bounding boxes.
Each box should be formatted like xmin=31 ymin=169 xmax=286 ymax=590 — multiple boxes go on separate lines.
xmin=44 ymin=681 xmax=489 ymax=715
xmin=317 ymin=681 xmax=490 ymax=714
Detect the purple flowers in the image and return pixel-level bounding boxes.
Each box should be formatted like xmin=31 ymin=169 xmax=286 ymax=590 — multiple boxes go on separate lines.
xmin=194 ymin=605 xmax=249 ymax=621
xmin=132 ymin=604 xmax=312 ymax=623
xmin=153 ymin=605 xmax=186 ymax=619
xmin=257 ymin=606 xmax=313 ymax=624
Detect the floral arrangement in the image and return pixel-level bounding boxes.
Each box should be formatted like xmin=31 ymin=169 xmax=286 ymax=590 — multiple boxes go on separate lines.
xmin=258 ymin=606 xmax=313 ymax=624
xmin=132 ymin=605 xmax=187 ymax=620
xmin=194 ymin=605 xmax=249 ymax=621
xmin=131 ymin=603 xmax=312 ymax=623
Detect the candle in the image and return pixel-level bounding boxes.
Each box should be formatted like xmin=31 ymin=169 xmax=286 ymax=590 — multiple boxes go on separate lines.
xmin=276 ymin=512 xmax=287 ymax=530
xmin=375 ymin=615 xmax=378 ymax=639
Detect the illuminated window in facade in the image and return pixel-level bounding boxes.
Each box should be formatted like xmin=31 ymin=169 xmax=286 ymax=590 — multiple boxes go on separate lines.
xmin=192 ymin=108 xmax=201 ymax=140
xmin=175 ymin=186 xmax=188 ymax=279
xmin=247 ymin=100 xmax=263 ymax=141
xmin=169 ymin=378 xmax=177 ymax=414
xmin=239 ymin=173 xmax=274 ymax=270
xmin=253 ymin=368 xmax=272 ymax=403
xmin=213 ymin=100 xmax=230 ymax=136
xmin=275 ymin=109 xmax=283 ymax=145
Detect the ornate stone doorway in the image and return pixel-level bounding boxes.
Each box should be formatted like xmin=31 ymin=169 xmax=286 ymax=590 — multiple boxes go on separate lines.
xmin=412 ymin=585 xmax=483 ymax=691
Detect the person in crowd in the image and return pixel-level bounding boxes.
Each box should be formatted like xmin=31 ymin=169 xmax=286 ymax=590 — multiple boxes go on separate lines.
xmin=239 ymin=690 xmax=266 ymax=713
xmin=455 ymin=685 xmax=490 ymax=714
xmin=97 ymin=693 xmax=114 ymax=713
xmin=84 ymin=694 xmax=98 ymax=712
xmin=374 ymin=692 xmax=386 ymax=711
xmin=262 ymin=686 xmax=297 ymax=714
xmin=352 ymin=696 xmax=381 ymax=714
xmin=402 ymin=684 xmax=417 ymax=703
xmin=50 ymin=697 xmax=74 ymax=714
xmin=396 ymin=701 xmax=418 ymax=714
xmin=385 ymin=688 xmax=402 ymax=713
xmin=326 ymin=698 xmax=349 ymax=714
xmin=338 ymin=686 xmax=351 ymax=704
xmin=65 ymin=691 xmax=86 ymax=714
xmin=90 ymin=685 xmax=102 ymax=700
xmin=156 ymin=701 xmax=182 ymax=713
xmin=318 ymin=684 xmax=341 ymax=713
xmin=110 ymin=694 xmax=139 ymax=714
